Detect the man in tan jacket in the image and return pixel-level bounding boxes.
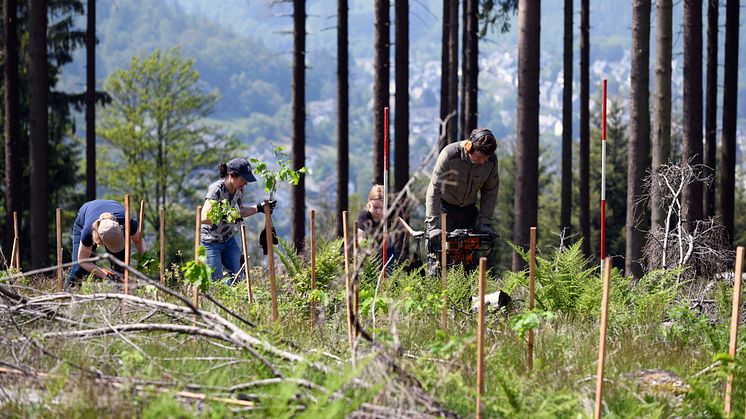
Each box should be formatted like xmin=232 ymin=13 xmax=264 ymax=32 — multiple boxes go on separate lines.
xmin=425 ymin=128 xmax=499 ymax=272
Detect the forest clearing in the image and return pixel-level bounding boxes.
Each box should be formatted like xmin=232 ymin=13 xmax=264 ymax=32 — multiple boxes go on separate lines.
xmin=3 ymin=0 xmax=746 ymax=417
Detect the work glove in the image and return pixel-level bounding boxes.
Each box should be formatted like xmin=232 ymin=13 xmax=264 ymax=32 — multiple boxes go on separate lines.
xmin=256 ymin=200 xmax=277 ymax=214
xmin=259 ymin=226 xmax=279 ymax=255
xmin=101 ymin=268 xmax=121 ymax=282
xmin=478 ymin=224 xmax=497 ymax=238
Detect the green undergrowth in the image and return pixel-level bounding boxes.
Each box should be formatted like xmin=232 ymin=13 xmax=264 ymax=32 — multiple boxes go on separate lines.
xmin=2 ymin=238 xmax=746 ymax=417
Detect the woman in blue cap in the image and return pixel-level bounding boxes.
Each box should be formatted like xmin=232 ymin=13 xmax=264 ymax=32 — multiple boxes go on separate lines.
xmin=200 ymin=158 xmax=275 ymax=283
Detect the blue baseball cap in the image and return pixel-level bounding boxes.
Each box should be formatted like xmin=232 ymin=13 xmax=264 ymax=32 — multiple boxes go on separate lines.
xmin=227 ymin=158 xmax=257 ymax=183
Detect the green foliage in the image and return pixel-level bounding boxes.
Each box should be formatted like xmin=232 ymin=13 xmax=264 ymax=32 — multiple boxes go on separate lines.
xmin=250 ymin=144 xmax=308 ymax=198
xmin=182 ymin=246 xmax=213 ymax=292
xmin=133 ymin=250 xmax=160 ymax=278
xmin=206 ymin=199 xmax=241 ymax=225
xmin=277 ymin=236 xmax=342 ymax=294
xmin=98 ymin=47 xmax=242 ymax=260
xmin=510 ymin=310 xmax=555 ymax=339
xmin=504 ymin=239 xmax=683 ymax=332
xmin=141 ymin=392 xmax=193 ymax=419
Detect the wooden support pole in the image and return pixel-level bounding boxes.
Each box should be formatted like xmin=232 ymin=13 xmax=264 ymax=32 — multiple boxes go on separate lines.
xmin=310 ymin=209 xmax=317 ymax=328
xmin=159 ymin=207 xmax=165 ymax=286
xmin=124 ymin=195 xmax=131 ymax=295
xmin=265 ymin=202 xmax=278 ymax=322
xmin=13 ymin=211 xmax=19 ymax=270
xmin=342 ymin=211 xmax=353 ymax=350
xmin=139 ymin=200 xmax=145 ymax=237
xmin=441 ymin=213 xmax=448 ymax=331
xmin=528 ymin=226 xmax=537 ymax=372
xmin=476 ymin=257 xmax=487 ymax=419
xmin=594 ymin=257 xmax=612 ymax=419
xmin=240 ymin=223 xmax=253 ymax=304
xmin=725 ymin=246 xmax=744 ymax=416
xmin=56 ymin=208 xmax=63 ymax=292
xmin=353 ymin=221 xmax=359 ymax=322
xmin=193 ymin=205 xmax=201 ymax=309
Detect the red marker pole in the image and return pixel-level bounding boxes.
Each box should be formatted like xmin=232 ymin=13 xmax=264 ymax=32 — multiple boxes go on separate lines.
xmin=600 ymin=79 xmax=607 ymax=273
xmin=382 ymin=107 xmax=389 ymax=278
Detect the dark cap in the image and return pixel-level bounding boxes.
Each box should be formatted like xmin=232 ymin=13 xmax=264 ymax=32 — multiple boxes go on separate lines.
xmin=227 ymin=158 xmax=257 ymax=183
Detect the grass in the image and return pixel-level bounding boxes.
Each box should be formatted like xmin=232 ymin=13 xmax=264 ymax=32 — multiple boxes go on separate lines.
xmin=1 ymin=240 xmax=746 ymax=417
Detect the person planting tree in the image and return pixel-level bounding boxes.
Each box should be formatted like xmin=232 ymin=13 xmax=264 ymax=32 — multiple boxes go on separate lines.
xmin=67 ymin=200 xmax=148 ymax=288
xmin=200 ymin=158 xmax=275 ymax=283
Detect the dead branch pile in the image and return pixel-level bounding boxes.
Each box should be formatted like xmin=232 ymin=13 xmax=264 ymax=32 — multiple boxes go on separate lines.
xmin=641 ymin=162 xmax=735 ymax=280
xmin=0 ymin=256 xmax=456 ymax=417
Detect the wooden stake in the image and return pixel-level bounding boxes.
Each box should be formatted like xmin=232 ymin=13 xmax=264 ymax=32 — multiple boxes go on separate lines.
xmin=342 ymin=211 xmax=353 ymax=350
xmin=56 ymin=208 xmax=63 ymax=291
xmin=594 ymin=257 xmax=612 ymax=419
xmin=310 ymin=209 xmax=317 ymax=328
xmin=138 ymin=200 xmax=145 ymax=237
xmin=159 ymin=207 xmax=165 ymax=286
xmin=13 ymin=211 xmax=19 ymax=270
xmin=265 ymin=202 xmax=278 ymax=322
xmin=528 ymin=226 xmax=537 ymax=372
xmin=725 ymin=246 xmax=744 ymax=416
xmin=124 ymin=195 xmax=131 ymax=295
xmin=353 ymin=221 xmax=359 ymax=322
xmin=440 ymin=213 xmax=448 ymax=331
xmin=476 ymin=257 xmax=487 ymax=419
xmin=193 ymin=205 xmax=201 ymax=309
xmin=240 ymin=223 xmax=253 ymax=304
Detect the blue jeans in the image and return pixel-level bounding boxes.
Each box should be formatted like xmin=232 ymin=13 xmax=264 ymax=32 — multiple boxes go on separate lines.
xmin=202 ymin=238 xmax=243 ymax=285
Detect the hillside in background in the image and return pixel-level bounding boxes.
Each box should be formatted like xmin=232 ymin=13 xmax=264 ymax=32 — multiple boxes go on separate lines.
xmin=58 ymin=0 xmax=746 ymax=221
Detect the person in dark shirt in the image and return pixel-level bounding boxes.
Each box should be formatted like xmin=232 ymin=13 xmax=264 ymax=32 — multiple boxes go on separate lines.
xmin=67 ymin=199 xmax=147 ymax=288
xmin=356 ymin=184 xmax=398 ymax=266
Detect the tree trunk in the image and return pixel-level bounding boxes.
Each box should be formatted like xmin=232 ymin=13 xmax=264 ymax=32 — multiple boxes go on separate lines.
xmin=86 ymin=0 xmax=96 ymax=201
xmin=394 ymin=0 xmax=409 ymax=193
xmin=703 ymin=0 xmax=718 ymax=217
xmin=513 ymin=0 xmax=540 ymax=272
xmin=29 ymin=0 xmax=49 ymax=268
xmin=681 ymin=0 xmax=703 ymax=229
xmin=719 ymin=0 xmax=739 ymax=243
xmin=438 ymin=0 xmax=450 ymax=150
xmin=291 ymin=0 xmax=306 ymax=251
xmin=336 ymin=0 xmax=349 ymax=238
xmin=372 ymin=0 xmax=390 ymax=185
xmin=560 ymin=0 xmax=573 ymax=237
xmin=3 ymin=0 xmax=21 ymax=258
xmin=461 ymin=0 xmax=478 ymax=137
xmin=579 ymin=0 xmax=590 ymax=257
xmin=651 ymin=0 xmax=672 ymax=229
xmin=446 ymin=0 xmax=459 ymax=142
xmin=626 ymin=0 xmax=651 ymax=278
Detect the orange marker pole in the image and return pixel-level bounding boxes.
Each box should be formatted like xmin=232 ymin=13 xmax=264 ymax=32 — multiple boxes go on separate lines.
xmin=528 ymin=227 xmax=537 ymax=371
xmin=265 ymin=202 xmax=278 ymax=322
xmin=342 ymin=211 xmax=353 ymax=350
xmin=193 ymin=205 xmax=201 ymax=309
xmin=441 ymin=213 xmax=448 ymax=331
xmin=476 ymin=257 xmax=487 ymax=418
xmin=240 ymin=224 xmax=253 ymax=304
xmin=124 ymin=195 xmax=131 ymax=294
xmin=725 ymin=246 xmax=744 ymax=416
xmin=56 ymin=208 xmax=63 ymax=292
xmin=159 ymin=207 xmax=165 ymax=286
xmin=593 ymin=257 xmax=612 ymax=419
xmin=310 ymin=209 xmax=317 ymax=328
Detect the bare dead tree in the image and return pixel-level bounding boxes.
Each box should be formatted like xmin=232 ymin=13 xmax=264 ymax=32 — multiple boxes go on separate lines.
xmin=641 ymin=161 xmax=734 ymax=281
